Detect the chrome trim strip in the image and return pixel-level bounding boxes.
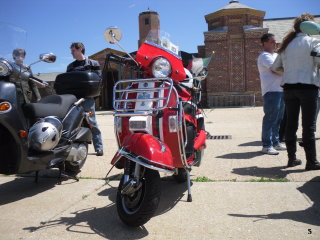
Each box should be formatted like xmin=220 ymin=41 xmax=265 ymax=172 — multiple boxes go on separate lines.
xmin=74 ymin=98 xmax=85 ymax=106
xmin=114 ymin=97 xmax=167 ymax=103
xmin=115 ymin=77 xmax=173 ymax=84
xmin=178 ymin=100 xmax=188 ymax=167
xmin=114 ymin=112 xmax=154 ymax=117
xmin=114 ymin=116 xmax=121 ymax=148
xmin=113 ymin=77 xmax=173 ymax=114
xmin=115 ymin=87 xmax=171 ymax=93
xmin=118 ymin=148 xmax=174 ymax=173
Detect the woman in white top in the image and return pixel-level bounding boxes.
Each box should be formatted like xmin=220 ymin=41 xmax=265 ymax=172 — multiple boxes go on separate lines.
xmin=272 ymin=13 xmax=320 ymax=170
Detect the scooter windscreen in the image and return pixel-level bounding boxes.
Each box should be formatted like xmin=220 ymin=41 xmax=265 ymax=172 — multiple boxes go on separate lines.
xmin=0 ymin=22 xmax=30 ymax=80
xmin=137 ymin=30 xmax=186 ymax=81
xmin=144 ymin=29 xmax=180 ymax=57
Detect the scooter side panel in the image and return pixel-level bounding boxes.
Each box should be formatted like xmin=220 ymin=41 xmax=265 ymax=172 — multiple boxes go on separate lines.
xmin=0 ymin=81 xmax=29 ymax=173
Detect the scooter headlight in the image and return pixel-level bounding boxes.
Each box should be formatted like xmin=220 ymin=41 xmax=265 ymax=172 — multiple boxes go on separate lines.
xmin=152 ymin=57 xmax=171 ymax=78
xmin=0 ymin=59 xmax=12 ymax=77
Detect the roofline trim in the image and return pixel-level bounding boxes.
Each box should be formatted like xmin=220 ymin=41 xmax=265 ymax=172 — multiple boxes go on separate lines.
xmin=264 ymin=15 xmax=320 ymax=21
xmin=205 ymin=8 xmax=265 ymax=21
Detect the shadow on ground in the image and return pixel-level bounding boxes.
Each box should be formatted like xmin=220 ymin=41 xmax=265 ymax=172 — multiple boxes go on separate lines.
xmin=216 ymin=151 xmax=264 ymax=159
xmin=0 ymin=176 xmax=57 ymax=206
xmin=23 ymin=177 xmax=189 ymax=239
xmin=231 ymin=166 xmax=305 ymax=179
xmin=229 ymin=177 xmax=320 ymax=226
xmin=238 ymin=141 xmax=262 ymax=147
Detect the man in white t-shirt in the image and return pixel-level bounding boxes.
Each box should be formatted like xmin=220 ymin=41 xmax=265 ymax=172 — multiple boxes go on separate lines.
xmin=257 ymin=33 xmax=286 ymax=155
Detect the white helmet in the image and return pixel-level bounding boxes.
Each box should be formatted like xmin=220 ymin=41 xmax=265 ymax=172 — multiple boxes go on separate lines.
xmin=28 ymin=116 xmax=63 ymax=151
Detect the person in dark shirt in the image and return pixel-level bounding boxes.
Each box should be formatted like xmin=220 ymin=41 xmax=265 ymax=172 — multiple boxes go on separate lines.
xmin=67 ymin=42 xmax=104 ymax=156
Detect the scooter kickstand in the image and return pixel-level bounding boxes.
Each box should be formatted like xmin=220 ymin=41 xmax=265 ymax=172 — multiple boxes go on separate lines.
xmin=57 ymin=162 xmax=79 ymax=185
xmin=186 ymin=168 xmax=192 ymax=202
xmin=34 ymin=171 xmax=39 ymax=183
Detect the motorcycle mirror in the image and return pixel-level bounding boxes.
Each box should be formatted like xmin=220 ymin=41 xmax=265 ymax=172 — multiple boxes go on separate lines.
xmin=195 ymin=68 xmax=208 ymax=81
xmin=39 ymin=53 xmax=56 ymax=63
xmin=104 ymin=27 xmax=122 ymax=44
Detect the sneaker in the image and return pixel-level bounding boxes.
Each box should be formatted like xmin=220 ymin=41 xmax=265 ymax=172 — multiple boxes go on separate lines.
xmin=274 ymin=143 xmax=287 ymax=151
xmin=261 ymin=147 xmax=279 ymax=155
xmin=96 ymin=150 xmax=104 ymax=156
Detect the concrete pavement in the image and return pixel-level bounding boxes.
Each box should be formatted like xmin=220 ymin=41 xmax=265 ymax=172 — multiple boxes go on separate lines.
xmin=1 ymin=107 xmax=320 ymax=239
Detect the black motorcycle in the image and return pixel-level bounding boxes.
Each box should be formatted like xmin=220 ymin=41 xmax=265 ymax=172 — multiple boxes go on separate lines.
xmin=0 ymin=23 xmax=100 ymax=182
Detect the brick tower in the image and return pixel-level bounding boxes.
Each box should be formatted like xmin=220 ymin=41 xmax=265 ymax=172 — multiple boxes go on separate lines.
xmin=138 ymin=10 xmax=160 ymax=47
xmin=202 ymin=0 xmax=267 ymax=107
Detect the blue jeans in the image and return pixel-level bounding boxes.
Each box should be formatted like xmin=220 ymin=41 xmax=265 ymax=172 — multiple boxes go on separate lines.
xmin=262 ymin=92 xmax=285 ymax=148
xmin=83 ymin=98 xmax=103 ymax=152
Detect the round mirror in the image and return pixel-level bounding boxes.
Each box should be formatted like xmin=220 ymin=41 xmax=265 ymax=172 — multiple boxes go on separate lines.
xmin=39 ymin=53 xmax=56 ymax=63
xmin=197 ymin=68 xmax=208 ymax=81
xmin=104 ymin=27 xmax=122 ymax=44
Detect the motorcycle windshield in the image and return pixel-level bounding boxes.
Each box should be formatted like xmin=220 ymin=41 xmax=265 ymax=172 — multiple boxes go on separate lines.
xmin=145 ymin=30 xmax=180 ymax=57
xmin=0 ymin=22 xmax=27 ymax=62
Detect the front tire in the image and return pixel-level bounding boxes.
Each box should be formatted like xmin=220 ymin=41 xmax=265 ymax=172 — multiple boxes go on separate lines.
xmin=117 ymin=168 xmax=161 ymax=227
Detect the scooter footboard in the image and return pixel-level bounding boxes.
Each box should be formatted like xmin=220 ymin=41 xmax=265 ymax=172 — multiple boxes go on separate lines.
xmin=111 ymin=133 xmax=174 ymax=173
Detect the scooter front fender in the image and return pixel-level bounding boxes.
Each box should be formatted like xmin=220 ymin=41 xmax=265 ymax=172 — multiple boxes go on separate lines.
xmin=111 ymin=133 xmax=174 ymax=172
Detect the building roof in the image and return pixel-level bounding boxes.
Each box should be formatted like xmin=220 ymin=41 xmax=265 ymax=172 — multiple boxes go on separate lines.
xmin=218 ymin=0 xmax=255 ymax=11
xmin=205 ymin=0 xmax=265 ymax=22
xmin=263 ymin=15 xmax=320 ymax=42
xmin=89 ymin=47 xmax=126 ymax=59
xmin=139 ymin=9 xmax=158 ymax=16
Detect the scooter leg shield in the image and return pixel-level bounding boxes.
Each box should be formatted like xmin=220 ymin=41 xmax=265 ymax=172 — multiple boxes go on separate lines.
xmin=115 ymin=133 xmax=174 ymax=171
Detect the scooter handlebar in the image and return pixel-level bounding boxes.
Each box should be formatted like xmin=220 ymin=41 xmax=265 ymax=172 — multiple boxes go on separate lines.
xmin=107 ymin=53 xmax=137 ymax=68
xmin=29 ymin=76 xmax=49 ymax=87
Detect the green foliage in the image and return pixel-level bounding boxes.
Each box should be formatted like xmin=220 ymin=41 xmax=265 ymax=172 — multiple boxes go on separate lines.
xmin=246 ymin=177 xmax=290 ymax=182
xmin=192 ymin=176 xmax=215 ymax=182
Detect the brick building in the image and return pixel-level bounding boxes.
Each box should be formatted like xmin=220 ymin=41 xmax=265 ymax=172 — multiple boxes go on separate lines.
xmin=90 ymin=0 xmax=320 ymax=109
xmin=201 ymin=0 xmax=267 ymax=107
xmin=200 ymin=0 xmax=320 ymax=107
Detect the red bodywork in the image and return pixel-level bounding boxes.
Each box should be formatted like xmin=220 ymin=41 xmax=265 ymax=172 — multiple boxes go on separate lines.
xmin=136 ymin=42 xmax=186 ymax=82
xmin=112 ymin=41 xmax=206 ymax=171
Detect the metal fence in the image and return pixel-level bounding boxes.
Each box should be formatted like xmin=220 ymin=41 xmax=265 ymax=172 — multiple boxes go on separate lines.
xmin=208 ymin=94 xmax=256 ymax=107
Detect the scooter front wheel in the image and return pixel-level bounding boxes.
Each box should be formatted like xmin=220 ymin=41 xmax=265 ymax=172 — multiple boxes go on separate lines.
xmin=117 ymin=168 xmax=161 ymax=227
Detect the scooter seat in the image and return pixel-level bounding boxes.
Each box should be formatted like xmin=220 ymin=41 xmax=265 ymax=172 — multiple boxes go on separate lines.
xmin=24 ymin=94 xmax=77 ymax=119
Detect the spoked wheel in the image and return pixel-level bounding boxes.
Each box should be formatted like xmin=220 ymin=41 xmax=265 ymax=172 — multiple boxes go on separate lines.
xmin=65 ymin=143 xmax=88 ymax=173
xmin=173 ymin=168 xmax=188 ymax=183
xmin=117 ymin=168 xmax=161 ymax=227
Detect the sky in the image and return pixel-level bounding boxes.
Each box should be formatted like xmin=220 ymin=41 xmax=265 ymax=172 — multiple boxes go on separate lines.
xmin=0 ymin=0 xmax=319 ymax=74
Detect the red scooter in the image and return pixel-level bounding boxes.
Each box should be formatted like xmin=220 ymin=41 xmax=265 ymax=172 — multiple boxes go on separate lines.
xmin=104 ymin=27 xmax=211 ymax=227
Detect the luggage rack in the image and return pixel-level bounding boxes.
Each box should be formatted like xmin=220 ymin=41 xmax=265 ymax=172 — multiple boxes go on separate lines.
xmin=113 ymin=78 xmax=174 ymax=116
